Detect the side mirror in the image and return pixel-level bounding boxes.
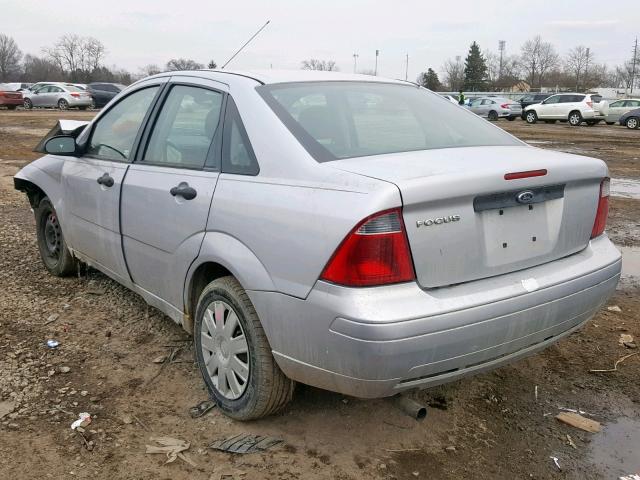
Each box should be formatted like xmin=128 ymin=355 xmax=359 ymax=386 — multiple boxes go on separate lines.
xmin=44 ymin=136 xmax=77 ymax=155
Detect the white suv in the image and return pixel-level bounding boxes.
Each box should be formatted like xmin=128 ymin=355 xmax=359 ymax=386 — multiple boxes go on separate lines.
xmin=524 ymin=93 xmax=604 ymax=126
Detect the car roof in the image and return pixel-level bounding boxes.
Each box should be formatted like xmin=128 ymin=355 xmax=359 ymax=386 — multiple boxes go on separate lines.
xmin=143 ymin=69 xmax=411 ymax=86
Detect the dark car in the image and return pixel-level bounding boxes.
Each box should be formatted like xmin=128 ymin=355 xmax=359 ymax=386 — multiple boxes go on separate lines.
xmin=619 ymin=107 xmax=640 ymax=129
xmin=519 ymin=93 xmax=553 ymax=119
xmin=85 ymin=82 xmax=125 ymax=108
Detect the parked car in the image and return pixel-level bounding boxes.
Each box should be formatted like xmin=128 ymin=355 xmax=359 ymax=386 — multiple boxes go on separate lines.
xmin=14 ymin=70 xmax=621 ymax=420
xmin=85 ymin=82 xmax=125 ymax=108
xmin=619 ymin=107 xmax=640 ymax=129
xmin=23 ymin=84 xmax=92 ymax=110
xmin=27 ymin=82 xmax=59 ymax=92
xmin=518 ymin=93 xmax=553 ymax=119
xmin=524 ymin=93 xmax=604 ymax=126
xmin=600 ymin=99 xmax=640 ymax=125
xmin=0 ymin=82 xmax=32 ymax=92
xmin=467 ymin=96 xmax=522 ymax=120
xmin=0 ymin=83 xmax=23 ymax=109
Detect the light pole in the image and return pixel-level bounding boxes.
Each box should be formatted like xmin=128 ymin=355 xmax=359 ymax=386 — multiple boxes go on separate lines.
xmin=498 ymin=40 xmax=505 ymax=79
xmin=353 ymin=53 xmax=359 ymax=73
xmin=405 ymin=53 xmax=409 ymax=81
xmin=374 ymin=49 xmax=379 ymax=76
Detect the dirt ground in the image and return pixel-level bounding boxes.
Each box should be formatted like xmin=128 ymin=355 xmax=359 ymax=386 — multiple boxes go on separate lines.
xmin=1 ymin=110 xmax=639 ymax=480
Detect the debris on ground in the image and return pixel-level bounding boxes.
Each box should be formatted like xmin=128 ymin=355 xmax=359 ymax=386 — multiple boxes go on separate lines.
xmin=145 ymin=436 xmax=196 ymax=466
xmin=209 ymin=464 xmax=247 ymax=480
xmin=46 ymin=339 xmax=60 ymax=349
xmin=566 ymin=434 xmax=577 ymax=449
xmin=590 ymin=352 xmax=640 ymax=373
xmin=189 ymin=399 xmax=216 ymax=418
xmin=620 ymin=474 xmax=640 ymax=480
xmin=43 ymin=313 xmax=59 ymax=325
xmin=607 ymin=305 xmax=622 ymax=312
xmin=58 ymin=366 xmax=71 ymax=374
xmin=152 ymin=355 xmax=167 ymax=364
xmin=70 ymin=412 xmax=92 ymax=430
xmin=550 ymin=456 xmax=561 ymax=471
xmin=619 ymin=333 xmax=634 ymax=346
xmin=209 ymin=434 xmax=283 ymax=454
xmin=555 ymin=412 xmax=601 ymax=433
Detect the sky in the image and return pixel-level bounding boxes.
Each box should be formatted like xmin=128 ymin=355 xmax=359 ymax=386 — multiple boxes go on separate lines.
xmin=1 ymin=0 xmax=638 ymax=81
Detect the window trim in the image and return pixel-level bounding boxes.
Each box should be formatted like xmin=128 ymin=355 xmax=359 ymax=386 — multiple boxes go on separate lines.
xmin=221 ymin=96 xmax=260 ymax=176
xmin=132 ymin=82 xmax=227 ymax=172
xmin=83 ymin=84 xmax=166 ymax=163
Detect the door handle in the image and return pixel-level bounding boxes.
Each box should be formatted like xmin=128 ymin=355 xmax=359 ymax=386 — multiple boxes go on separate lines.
xmin=97 ymin=173 xmax=114 ymax=187
xmin=170 ymin=182 xmax=197 ymax=200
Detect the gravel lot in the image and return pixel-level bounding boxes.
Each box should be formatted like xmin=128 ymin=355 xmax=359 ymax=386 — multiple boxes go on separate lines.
xmin=1 ymin=110 xmax=639 ymax=479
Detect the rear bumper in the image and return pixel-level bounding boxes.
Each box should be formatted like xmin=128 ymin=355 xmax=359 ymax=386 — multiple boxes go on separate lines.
xmin=67 ymin=97 xmax=92 ymax=107
xmin=0 ymin=97 xmax=23 ymax=106
xmin=250 ymin=235 xmax=621 ymax=398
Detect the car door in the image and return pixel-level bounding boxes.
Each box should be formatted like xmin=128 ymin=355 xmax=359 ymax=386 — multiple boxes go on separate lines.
xmin=537 ymin=95 xmax=558 ymax=117
xmin=31 ymin=86 xmax=51 ymax=106
xmin=61 ymin=81 xmax=165 ymax=283
xmin=468 ymin=99 xmax=483 ymax=115
xmin=45 ymin=86 xmax=64 ymax=107
xmin=120 ymin=77 xmax=226 ymax=307
xmin=606 ymin=100 xmax=625 ymax=122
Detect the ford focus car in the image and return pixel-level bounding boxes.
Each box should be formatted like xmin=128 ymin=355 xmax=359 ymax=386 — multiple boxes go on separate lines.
xmin=14 ymin=70 xmax=621 ymax=420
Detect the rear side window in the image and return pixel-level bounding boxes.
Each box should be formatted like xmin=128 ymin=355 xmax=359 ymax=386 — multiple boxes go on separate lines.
xmin=626 ymin=100 xmax=640 ymax=107
xmin=572 ymin=95 xmax=586 ymax=102
xmin=143 ymin=85 xmax=223 ymax=169
xmin=87 ymin=86 xmax=159 ymax=161
xmin=222 ymin=97 xmax=259 ymax=175
xmin=610 ymin=100 xmax=624 ymax=107
xmin=257 ymin=82 xmax=520 ymax=162
xmin=590 ymin=95 xmax=602 ymax=103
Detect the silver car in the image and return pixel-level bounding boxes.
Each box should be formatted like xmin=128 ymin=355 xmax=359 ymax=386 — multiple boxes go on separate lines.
xmin=14 ymin=70 xmax=621 ymax=420
xmin=23 ymin=83 xmax=92 ymax=110
xmin=468 ymin=96 xmax=522 ymax=121
xmin=601 ymin=98 xmax=640 ymax=124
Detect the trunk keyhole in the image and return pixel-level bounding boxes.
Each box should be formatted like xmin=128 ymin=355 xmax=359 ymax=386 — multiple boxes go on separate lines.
xmin=502 ymin=242 xmax=508 ymax=248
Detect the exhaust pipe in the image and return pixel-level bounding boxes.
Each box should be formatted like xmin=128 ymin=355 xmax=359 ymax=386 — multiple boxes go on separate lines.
xmin=394 ymin=395 xmax=427 ymax=421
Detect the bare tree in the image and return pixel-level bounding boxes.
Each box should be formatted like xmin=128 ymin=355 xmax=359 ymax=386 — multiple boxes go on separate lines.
xmin=520 ymin=36 xmax=559 ymax=88
xmin=301 ymin=59 xmax=338 ymax=71
xmin=82 ymin=37 xmax=106 ymax=71
xmin=442 ymin=57 xmax=464 ymax=90
xmin=139 ymin=64 xmax=163 ymax=77
xmin=0 ymin=34 xmax=23 ymax=81
xmin=564 ymin=46 xmax=592 ymax=91
xmin=166 ymin=58 xmax=204 ymax=71
xmin=43 ymin=34 xmax=106 ymax=77
xmin=21 ymin=54 xmax=64 ymax=82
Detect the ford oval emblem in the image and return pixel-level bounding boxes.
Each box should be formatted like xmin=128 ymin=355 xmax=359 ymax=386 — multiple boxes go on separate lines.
xmin=516 ymin=190 xmax=535 ymax=204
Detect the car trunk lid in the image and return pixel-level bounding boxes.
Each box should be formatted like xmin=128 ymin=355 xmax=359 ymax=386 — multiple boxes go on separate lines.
xmin=330 ymin=145 xmax=607 ymax=288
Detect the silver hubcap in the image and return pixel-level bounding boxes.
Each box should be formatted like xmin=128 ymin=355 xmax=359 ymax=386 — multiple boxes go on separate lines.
xmin=629 ymin=119 xmax=638 ymax=129
xmin=200 ymin=300 xmax=249 ymax=400
xmin=570 ymin=114 xmax=580 ymax=125
xmin=527 ymin=113 xmax=535 ymax=122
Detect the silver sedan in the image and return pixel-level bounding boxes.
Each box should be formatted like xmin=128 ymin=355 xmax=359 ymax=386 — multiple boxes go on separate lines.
xmin=23 ymin=83 xmax=92 ymax=110
xmin=14 ymin=70 xmax=620 ymax=419
xmin=601 ymin=98 xmax=640 ymax=124
xmin=468 ymin=96 xmax=522 ymax=120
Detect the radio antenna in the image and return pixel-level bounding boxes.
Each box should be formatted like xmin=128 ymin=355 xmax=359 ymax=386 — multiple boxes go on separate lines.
xmin=221 ymin=20 xmax=271 ymax=69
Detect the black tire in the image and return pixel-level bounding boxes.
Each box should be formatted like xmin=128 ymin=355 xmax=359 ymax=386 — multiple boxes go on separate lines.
xmin=7 ymin=105 xmax=17 ymax=110
xmin=586 ymin=120 xmax=597 ymax=126
xmin=488 ymin=110 xmax=499 ymax=121
xmin=58 ymin=99 xmax=69 ymax=110
xmin=194 ymin=276 xmax=294 ymax=420
xmin=606 ymin=122 xmax=615 ymax=125
xmin=626 ymin=117 xmax=639 ymax=129
xmin=525 ymin=111 xmax=537 ymax=124
xmin=568 ymin=110 xmax=583 ymax=126
xmin=89 ymin=99 xmax=96 ymax=110
xmin=35 ymin=197 xmax=77 ymax=276
xmin=507 ymin=116 xmax=516 ymax=121
xmin=23 ymin=98 xmax=33 ymax=109
xmin=79 ymin=106 xmax=87 ymax=111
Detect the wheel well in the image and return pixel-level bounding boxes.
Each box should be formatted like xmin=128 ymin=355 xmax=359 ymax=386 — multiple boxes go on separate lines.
xmin=187 ymin=262 xmax=233 ymax=318
xmin=569 ymin=110 xmax=581 ymax=117
xmin=14 ymin=178 xmax=46 ymax=208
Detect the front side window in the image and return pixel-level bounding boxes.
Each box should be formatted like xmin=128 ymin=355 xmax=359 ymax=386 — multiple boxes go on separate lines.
xmin=543 ymin=95 xmax=561 ymax=104
xmin=87 ymin=86 xmax=158 ymax=161
xmin=610 ymin=101 xmax=624 ymax=108
xmin=257 ymin=82 xmax=521 ymax=162
xmin=143 ymin=85 xmax=223 ymax=169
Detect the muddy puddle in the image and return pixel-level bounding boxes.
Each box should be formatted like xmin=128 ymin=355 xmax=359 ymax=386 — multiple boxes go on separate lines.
xmin=589 ymin=416 xmax=640 ymax=478
xmin=620 ymin=246 xmax=640 ymax=278
xmin=611 ymin=178 xmax=640 ymax=200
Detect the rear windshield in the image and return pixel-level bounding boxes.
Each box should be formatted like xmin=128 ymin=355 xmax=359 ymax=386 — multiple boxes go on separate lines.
xmin=257 ymin=82 xmax=521 ymax=162
xmin=65 ymin=85 xmax=85 ymax=92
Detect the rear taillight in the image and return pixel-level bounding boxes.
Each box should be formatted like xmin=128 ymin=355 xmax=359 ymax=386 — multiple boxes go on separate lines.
xmin=70 ymin=93 xmax=80 ymax=98
xmin=591 ymin=178 xmax=609 ymax=238
xmin=501 ymin=103 xmax=510 ymax=109
xmin=586 ymin=101 xmax=593 ymax=108
xmin=320 ymin=208 xmax=415 ymax=287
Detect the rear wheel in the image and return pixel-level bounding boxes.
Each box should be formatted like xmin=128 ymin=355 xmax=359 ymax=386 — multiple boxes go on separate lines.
xmin=58 ymin=99 xmax=68 ymax=110
xmin=525 ymin=111 xmax=537 ymax=124
xmin=89 ymin=99 xmax=96 ymax=110
xmin=35 ymin=197 xmax=77 ymax=276
xmin=507 ymin=116 xmax=516 ymax=121
xmin=194 ymin=276 xmax=295 ymax=420
xmin=626 ymin=117 xmax=639 ymax=129
xmin=488 ymin=110 xmax=499 ymax=121
xmin=568 ymin=111 xmax=583 ymax=126
xmin=23 ymin=98 xmax=32 ymax=109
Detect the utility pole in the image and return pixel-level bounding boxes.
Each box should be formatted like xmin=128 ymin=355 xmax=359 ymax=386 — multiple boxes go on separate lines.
xmin=353 ymin=53 xmax=359 ymax=73
xmin=584 ymin=47 xmax=591 ymax=91
xmin=405 ymin=53 xmax=409 ymax=81
xmin=374 ymin=49 xmax=379 ymax=76
xmin=498 ymin=40 xmax=506 ymax=79
xmin=632 ymin=37 xmax=638 ymax=94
